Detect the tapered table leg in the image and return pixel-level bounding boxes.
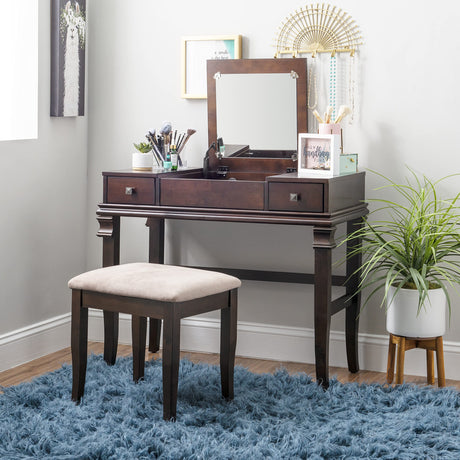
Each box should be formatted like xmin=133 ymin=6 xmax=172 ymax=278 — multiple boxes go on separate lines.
xmin=97 ymin=215 xmax=120 ymax=365
xmin=220 ymin=289 xmax=238 ymax=400
xmin=345 ymin=218 xmax=363 ymax=373
xmin=146 ymin=217 xmax=165 ymax=353
xmin=313 ymin=226 xmax=336 ymax=388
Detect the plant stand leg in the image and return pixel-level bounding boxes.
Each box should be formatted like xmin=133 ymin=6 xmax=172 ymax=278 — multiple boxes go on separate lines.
xmin=426 ymin=349 xmax=435 ymax=385
xmin=395 ymin=336 xmax=406 ymax=384
xmin=435 ymin=336 xmax=446 ymax=387
xmin=386 ymin=334 xmax=396 ymax=384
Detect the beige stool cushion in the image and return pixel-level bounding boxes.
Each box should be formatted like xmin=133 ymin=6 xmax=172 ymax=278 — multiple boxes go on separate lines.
xmin=68 ymin=263 xmax=241 ymax=302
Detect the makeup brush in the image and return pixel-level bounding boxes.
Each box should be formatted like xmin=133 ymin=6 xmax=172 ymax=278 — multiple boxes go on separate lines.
xmin=334 ymin=105 xmax=352 ymax=123
xmin=159 ymin=121 xmax=172 ymax=136
xmin=325 ymin=106 xmax=334 ymax=123
xmin=176 ymin=133 xmax=185 ymax=150
xmin=146 ymin=133 xmax=164 ymax=162
xmin=312 ymin=110 xmax=323 ymax=124
xmin=177 ymin=128 xmax=196 ymax=154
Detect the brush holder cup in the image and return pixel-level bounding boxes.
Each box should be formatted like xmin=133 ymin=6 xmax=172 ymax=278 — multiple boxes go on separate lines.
xmin=318 ymin=123 xmax=341 ymax=135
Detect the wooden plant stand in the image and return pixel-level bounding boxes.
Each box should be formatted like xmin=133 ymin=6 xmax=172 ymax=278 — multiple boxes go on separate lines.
xmin=386 ymin=333 xmax=445 ymax=387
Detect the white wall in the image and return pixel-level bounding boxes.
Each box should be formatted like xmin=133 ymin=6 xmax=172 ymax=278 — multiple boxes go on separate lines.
xmin=86 ymin=0 xmax=460 ymax=345
xmin=0 ymin=0 xmax=87 ymax=336
xmin=2 ymin=0 xmax=460 ymax=373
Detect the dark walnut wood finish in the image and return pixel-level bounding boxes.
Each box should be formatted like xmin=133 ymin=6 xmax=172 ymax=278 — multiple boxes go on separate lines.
xmin=206 ymin=58 xmax=307 ymax=175
xmin=97 ymin=168 xmax=367 ymax=388
xmin=71 ymin=287 xmax=238 ymax=421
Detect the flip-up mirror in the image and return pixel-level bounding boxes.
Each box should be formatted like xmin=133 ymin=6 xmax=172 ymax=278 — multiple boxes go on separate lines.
xmin=207 ymin=58 xmax=307 ymax=158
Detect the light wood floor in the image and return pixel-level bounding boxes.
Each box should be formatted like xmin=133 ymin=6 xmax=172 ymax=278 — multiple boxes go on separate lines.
xmin=0 ymin=342 xmax=459 ymax=390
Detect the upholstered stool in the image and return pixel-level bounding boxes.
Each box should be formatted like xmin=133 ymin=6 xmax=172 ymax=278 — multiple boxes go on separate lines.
xmin=386 ymin=333 xmax=445 ymax=387
xmin=68 ymin=262 xmax=240 ymax=420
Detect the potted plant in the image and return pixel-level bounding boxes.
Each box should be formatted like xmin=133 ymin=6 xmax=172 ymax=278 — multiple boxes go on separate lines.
xmin=344 ymin=169 xmax=460 ymax=338
xmin=132 ymin=141 xmax=153 ymax=171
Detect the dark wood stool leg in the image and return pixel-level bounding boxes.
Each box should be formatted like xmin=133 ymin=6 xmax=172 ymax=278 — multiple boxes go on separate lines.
xmin=220 ymin=289 xmax=238 ymax=400
xmin=162 ymin=309 xmax=181 ymax=421
xmin=395 ymin=336 xmax=406 ymax=384
xmin=148 ymin=319 xmax=162 ymax=353
xmin=103 ymin=311 xmax=119 ymax=365
xmin=71 ymin=290 xmax=88 ymax=402
xmin=132 ymin=315 xmax=147 ymax=382
xmin=426 ymin=349 xmax=435 ymax=385
xmin=435 ymin=336 xmax=446 ymax=387
xmin=386 ymin=334 xmax=396 ymax=384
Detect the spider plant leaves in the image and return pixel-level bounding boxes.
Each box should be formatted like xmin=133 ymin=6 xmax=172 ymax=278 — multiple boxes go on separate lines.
xmin=339 ymin=168 xmax=460 ymax=318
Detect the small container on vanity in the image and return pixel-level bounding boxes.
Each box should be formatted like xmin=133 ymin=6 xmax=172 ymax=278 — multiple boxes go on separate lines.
xmin=132 ymin=141 xmax=154 ymax=171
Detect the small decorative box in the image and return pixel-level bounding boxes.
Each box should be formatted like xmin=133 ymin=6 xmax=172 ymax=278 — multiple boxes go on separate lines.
xmin=339 ymin=154 xmax=358 ymax=175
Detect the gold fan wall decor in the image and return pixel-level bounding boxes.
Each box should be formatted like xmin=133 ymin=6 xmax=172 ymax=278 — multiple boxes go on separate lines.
xmin=275 ymin=3 xmax=363 ymax=57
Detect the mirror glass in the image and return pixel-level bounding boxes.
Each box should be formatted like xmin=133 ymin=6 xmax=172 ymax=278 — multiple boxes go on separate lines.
xmin=216 ymin=73 xmax=297 ymax=151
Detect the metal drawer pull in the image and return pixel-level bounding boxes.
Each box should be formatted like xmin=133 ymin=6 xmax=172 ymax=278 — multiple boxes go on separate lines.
xmin=125 ymin=187 xmax=135 ymax=195
xmin=290 ymin=193 xmax=300 ymax=202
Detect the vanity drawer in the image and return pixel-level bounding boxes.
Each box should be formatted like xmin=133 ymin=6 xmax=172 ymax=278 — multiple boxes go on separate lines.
xmin=106 ymin=177 xmax=155 ymax=205
xmin=268 ymin=182 xmax=323 ymax=212
xmin=160 ymin=178 xmax=265 ymax=210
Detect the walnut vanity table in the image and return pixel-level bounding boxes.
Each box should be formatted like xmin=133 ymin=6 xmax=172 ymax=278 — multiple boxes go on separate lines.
xmin=96 ymin=58 xmax=368 ymax=387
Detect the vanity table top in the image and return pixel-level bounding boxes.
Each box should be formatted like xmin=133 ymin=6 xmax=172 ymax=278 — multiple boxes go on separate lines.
xmin=100 ymin=169 xmax=367 ymax=227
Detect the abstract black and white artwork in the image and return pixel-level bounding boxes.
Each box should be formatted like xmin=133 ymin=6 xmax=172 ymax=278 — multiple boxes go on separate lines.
xmin=50 ymin=0 xmax=86 ymax=117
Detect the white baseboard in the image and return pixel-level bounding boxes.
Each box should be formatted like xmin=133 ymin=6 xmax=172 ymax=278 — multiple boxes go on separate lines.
xmin=87 ymin=311 xmax=460 ymax=381
xmin=0 ymin=314 xmax=70 ymax=373
xmin=1 ymin=311 xmax=459 ymax=381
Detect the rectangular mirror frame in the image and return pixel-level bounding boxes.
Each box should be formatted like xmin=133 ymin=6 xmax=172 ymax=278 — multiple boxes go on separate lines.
xmin=207 ymin=58 xmax=307 ymax=173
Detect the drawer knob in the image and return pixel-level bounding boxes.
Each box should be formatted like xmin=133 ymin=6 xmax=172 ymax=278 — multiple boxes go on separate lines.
xmin=290 ymin=193 xmax=300 ymax=202
xmin=125 ymin=187 xmax=135 ymax=195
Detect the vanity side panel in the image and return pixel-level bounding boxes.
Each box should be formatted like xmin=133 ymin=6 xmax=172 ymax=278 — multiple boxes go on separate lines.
xmin=326 ymin=172 xmax=365 ymax=213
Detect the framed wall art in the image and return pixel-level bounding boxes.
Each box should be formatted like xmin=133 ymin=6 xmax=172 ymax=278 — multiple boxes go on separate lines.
xmin=50 ymin=0 xmax=86 ymax=117
xmin=298 ymin=133 xmax=341 ymax=177
xmin=181 ymin=35 xmax=242 ymax=99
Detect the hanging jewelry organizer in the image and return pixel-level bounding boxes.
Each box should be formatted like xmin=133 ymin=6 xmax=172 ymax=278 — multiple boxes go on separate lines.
xmin=274 ymin=3 xmax=363 ymax=58
xmin=274 ymin=3 xmax=363 ymax=132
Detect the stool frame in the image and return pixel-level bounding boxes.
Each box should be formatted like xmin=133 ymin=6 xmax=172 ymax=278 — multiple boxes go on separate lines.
xmin=71 ymin=288 xmax=238 ymax=421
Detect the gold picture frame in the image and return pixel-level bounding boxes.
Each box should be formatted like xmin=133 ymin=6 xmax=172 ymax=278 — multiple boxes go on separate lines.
xmin=181 ymin=35 xmax=242 ymax=99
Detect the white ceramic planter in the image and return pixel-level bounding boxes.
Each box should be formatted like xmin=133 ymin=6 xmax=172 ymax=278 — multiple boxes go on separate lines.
xmin=386 ymin=285 xmax=446 ymax=338
xmin=132 ymin=152 xmax=153 ymax=171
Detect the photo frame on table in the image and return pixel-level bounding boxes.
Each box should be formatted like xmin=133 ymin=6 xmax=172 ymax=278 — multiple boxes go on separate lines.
xmin=298 ymin=133 xmax=341 ymax=177
xmin=181 ymin=35 xmax=242 ymax=99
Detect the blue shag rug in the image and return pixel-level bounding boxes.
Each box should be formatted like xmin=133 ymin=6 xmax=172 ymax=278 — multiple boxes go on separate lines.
xmin=0 ymin=355 xmax=459 ymax=459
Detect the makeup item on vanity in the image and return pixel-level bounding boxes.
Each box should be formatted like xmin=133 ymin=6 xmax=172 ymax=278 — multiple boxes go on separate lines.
xmin=170 ymin=144 xmax=178 ymax=171
xmin=159 ymin=121 xmax=172 ymax=137
xmin=163 ymin=149 xmax=172 ymax=171
xmin=216 ymin=137 xmax=225 ymax=159
xmin=334 ymin=105 xmax=352 ymax=123
xmin=146 ymin=130 xmax=163 ymax=164
xmin=318 ymin=123 xmax=341 ymax=135
xmin=177 ymin=128 xmax=196 ymax=154
xmin=325 ymin=105 xmax=334 ymax=123
xmin=312 ymin=109 xmax=323 ymax=124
